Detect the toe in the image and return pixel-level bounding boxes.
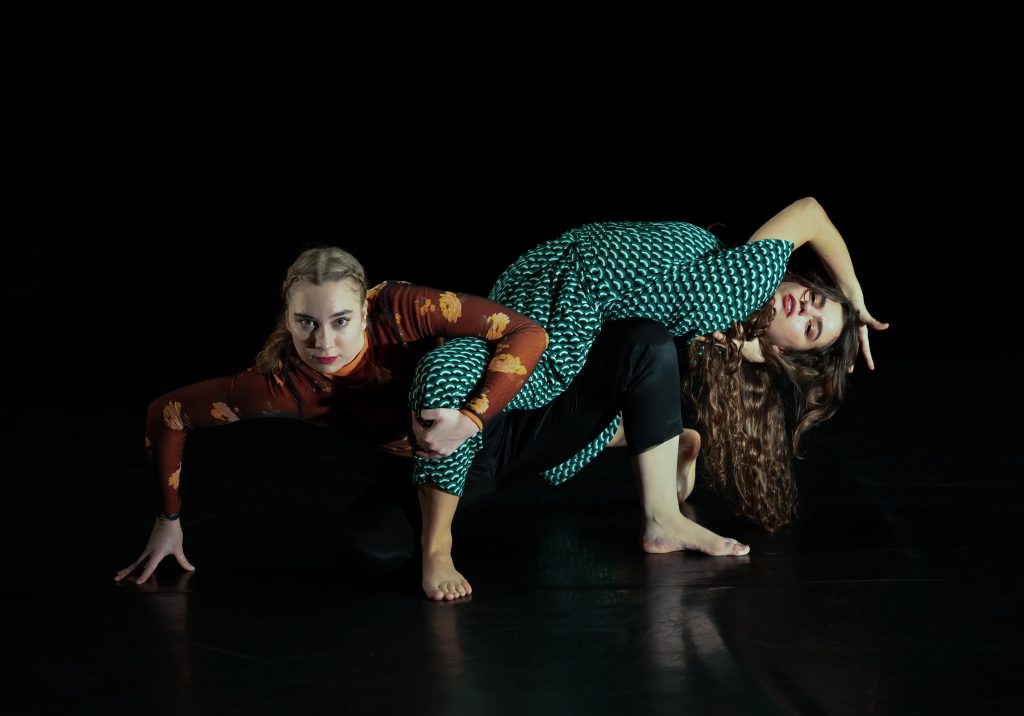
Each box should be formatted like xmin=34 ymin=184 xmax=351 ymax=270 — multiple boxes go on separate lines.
xmin=727 ymin=540 xmax=750 ymax=556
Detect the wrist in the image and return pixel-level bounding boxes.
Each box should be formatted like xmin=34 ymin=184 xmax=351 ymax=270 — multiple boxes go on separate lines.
xmin=457 ymin=408 xmax=483 ymax=433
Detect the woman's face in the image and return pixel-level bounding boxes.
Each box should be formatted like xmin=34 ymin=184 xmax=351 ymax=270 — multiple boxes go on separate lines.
xmin=766 ymin=281 xmax=843 ymax=352
xmin=287 ymin=279 xmax=367 ymax=373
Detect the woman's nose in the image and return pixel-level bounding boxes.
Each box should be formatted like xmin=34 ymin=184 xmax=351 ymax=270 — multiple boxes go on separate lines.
xmin=799 ymin=298 xmax=820 ymax=316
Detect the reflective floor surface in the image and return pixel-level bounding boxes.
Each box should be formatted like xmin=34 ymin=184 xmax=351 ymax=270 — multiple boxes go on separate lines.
xmin=6 ymin=355 xmax=1020 ymax=715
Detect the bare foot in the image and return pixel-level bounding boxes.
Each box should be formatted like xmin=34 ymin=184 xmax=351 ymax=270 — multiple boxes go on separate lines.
xmin=642 ymin=513 xmax=749 ymax=556
xmin=422 ymin=553 xmax=473 ymax=601
xmin=677 ymin=428 xmax=700 ymax=503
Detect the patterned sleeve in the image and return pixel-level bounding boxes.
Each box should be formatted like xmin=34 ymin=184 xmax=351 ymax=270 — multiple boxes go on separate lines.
xmin=145 ymin=368 xmax=303 ymax=517
xmin=604 ymin=238 xmax=794 ymax=340
xmin=381 ymin=282 xmax=548 ymax=429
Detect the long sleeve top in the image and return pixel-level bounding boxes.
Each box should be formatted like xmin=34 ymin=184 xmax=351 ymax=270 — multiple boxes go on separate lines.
xmin=146 ymin=281 xmax=548 ymax=516
xmin=408 ymin=222 xmax=794 ymax=495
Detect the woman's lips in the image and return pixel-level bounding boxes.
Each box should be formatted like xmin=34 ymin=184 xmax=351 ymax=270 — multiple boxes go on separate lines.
xmin=783 ymin=294 xmax=794 ymax=317
xmin=315 ymin=356 xmax=339 ymax=365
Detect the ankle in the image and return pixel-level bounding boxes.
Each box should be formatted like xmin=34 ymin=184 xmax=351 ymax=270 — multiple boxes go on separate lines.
xmin=643 ymin=510 xmax=686 ymax=528
xmin=421 ymin=537 xmax=453 ymax=558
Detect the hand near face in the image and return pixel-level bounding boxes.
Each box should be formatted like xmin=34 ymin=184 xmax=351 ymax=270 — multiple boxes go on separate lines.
xmin=844 ymin=289 xmax=889 ymax=372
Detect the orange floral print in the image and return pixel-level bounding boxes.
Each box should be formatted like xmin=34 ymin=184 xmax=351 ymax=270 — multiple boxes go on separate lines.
xmin=466 ymin=393 xmax=490 ymax=414
xmin=163 ymin=401 xmax=185 ymax=431
xmin=366 ymin=281 xmax=386 ymax=301
xmin=168 ymin=466 xmax=181 ymax=490
xmin=488 ymin=353 xmax=527 ymax=375
xmin=439 ymin=292 xmax=462 ymax=323
xmin=485 ymin=313 xmax=510 ymax=340
xmin=210 ymin=402 xmax=240 ymax=423
xmin=417 ymin=298 xmax=437 ymax=316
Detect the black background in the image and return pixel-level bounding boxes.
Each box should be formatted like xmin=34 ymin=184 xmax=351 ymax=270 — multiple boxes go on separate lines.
xmin=4 ymin=7 xmax=1013 ymax=463
xmin=5 ymin=12 xmax=1021 ymax=713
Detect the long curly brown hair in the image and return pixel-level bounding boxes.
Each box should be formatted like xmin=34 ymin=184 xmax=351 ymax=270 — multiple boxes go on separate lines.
xmin=684 ymin=272 xmax=859 ymax=533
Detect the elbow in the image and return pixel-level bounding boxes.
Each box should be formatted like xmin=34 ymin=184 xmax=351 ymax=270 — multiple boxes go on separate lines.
xmin=797 ymin=196 xmax=826 ymax=219
xmin=147 ymin=395 xmax=184 ymax=433
xmin=146 ymin=398 xmax=162 ymax=426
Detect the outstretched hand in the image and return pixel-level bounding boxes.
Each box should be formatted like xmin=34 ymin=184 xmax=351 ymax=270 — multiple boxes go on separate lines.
xmin=410 ymin=408 xmax=480 ymax=459
xmin=114 ymin=518 xmax=195 ymax=584
xmin=847 ymin=295 xmax=889 ymax=372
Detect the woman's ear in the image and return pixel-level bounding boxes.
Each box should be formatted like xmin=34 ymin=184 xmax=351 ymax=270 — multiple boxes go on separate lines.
xmin=772 ymin=344 xmax=786 ymax=355
xmin=361 ymin=300 xmax=369 ymax=329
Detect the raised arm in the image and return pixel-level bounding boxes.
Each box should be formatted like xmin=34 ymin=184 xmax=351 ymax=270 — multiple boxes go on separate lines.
xmin=747 ymin=197 xmax=889 ymax=368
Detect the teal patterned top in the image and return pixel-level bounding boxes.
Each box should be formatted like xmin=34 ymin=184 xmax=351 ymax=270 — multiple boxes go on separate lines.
xmin=409 ymin=221 xmax=794 ymax=495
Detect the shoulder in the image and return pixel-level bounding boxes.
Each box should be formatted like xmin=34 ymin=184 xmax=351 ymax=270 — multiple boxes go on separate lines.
xmin=367 ymin=279 xmax=427 ymax=305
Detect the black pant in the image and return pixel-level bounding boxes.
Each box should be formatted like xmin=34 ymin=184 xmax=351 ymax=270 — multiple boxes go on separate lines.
xmin=343 ymin=319 xmax=684 ymax=573
xmin=465 ymin=318 xmax=685 ymax=496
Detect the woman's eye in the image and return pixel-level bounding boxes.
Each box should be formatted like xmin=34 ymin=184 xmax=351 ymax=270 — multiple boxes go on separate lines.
xmin=334 ymin=318 xmax=349 ymax=328
xmin=299 ymin=319 xmax=316 ymax=329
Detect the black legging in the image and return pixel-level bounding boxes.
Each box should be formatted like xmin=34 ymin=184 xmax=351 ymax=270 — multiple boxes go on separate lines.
xmin=343 ymin=318 xmax=685 ymax=572
xmin=467 ymin=317 xmax=685 ymax=494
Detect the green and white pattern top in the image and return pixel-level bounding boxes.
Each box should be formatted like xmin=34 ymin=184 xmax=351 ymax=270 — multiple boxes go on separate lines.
xmin=409 ymin=221 xmax=794 ymax=495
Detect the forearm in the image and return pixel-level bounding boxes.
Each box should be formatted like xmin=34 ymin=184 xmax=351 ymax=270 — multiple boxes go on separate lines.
xmin=467 ymin=320 xmax=547 ymax=424
xmin=748 ymin=197 xmax=862 ymax=296
xmin=146 ymin=368 xmax=302 ymax=516
xmin=803 ymin=200 xmax=861 ymax=297
xmin=393 ymin=281 xmax=548 ymax=427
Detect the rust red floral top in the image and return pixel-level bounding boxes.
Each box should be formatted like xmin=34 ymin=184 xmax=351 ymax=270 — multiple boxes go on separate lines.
xmin=146 ymin=281 xmax=548 ymax=517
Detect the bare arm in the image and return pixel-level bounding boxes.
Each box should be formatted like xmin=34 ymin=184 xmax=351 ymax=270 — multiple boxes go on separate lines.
xmin=747 ymin=197 xmax=889 ymax=369
xmin=747 ymin=196 xmax=858 ymax=293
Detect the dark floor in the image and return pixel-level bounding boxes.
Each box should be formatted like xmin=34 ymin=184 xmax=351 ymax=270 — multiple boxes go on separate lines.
xmin=5 ymin=353 xmax=1021 ymax=715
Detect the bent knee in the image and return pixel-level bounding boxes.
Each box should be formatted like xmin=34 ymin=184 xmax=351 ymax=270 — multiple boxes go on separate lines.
xmin=616 ymin=318 xmax=673 ymax=347
xmin=615 ymin=319 xmax=677 ymax=368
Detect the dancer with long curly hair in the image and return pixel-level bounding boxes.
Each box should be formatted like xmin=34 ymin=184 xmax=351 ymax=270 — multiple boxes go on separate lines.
xmin=410 ymin=197 xmax=887 ymax=600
